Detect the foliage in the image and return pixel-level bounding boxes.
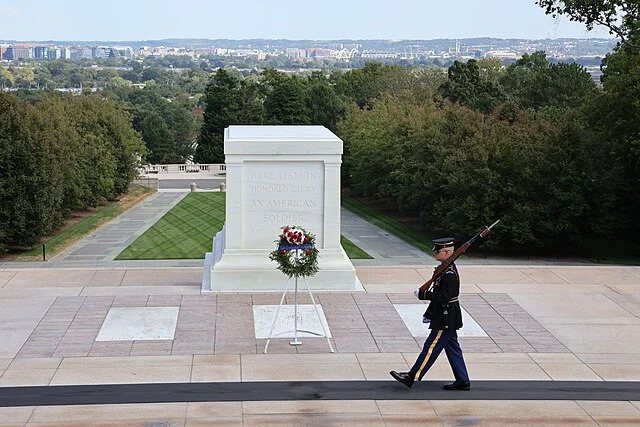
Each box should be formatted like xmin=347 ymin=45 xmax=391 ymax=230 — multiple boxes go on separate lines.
xmin=440 ymin=59 xmax=506 ymax=113
xmin=261 ymin=69 xmax=310 ymax=125
xmin=536 ymin=0 xmax=640 ymax=248
xmin=0 ymin=92 xmax=145 ymax=252
xmin=331 ymin=62 xmax=443 ymax=109
xmin=195 ymin=69 xmax=262 ymax=163
xmin=588 ymin=43 xmax=640 ymax=242
xmin=114 ymin=86 xmax=198 ymax=163
xmin=338 ymin=79 xmax=627 ymax=254
xmin=305 ymin=72 xmax=347 ymax=132
xmin=500 ymin=51 xmax=597 ymax=110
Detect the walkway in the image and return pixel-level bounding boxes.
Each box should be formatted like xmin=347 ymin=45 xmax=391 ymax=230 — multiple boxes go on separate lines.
xmin=0 ymin=264 xmax=638 ymax=424
xmin=0 ymin=192 xmax=202 ymax=269
xmin=0 ymin=192 xmax=638 ymax=424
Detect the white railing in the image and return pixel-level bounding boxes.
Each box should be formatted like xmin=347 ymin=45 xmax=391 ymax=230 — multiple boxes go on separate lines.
xmin=139 ymin=164 xmax=226 ymax=175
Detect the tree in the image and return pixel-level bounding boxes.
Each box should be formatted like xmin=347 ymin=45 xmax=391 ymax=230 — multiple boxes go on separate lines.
xmin=305 ymin=72 xmax=347 ymax=131
xmin=332 ymin=62 xmax=422 ymax=109
xmin=587 ymin=44 xmax=640 ymax=243
xmin=64 ymin=95 xmax=146 ymax=195
xmin=440 ymin=59 xmax=505 ymax=113
xmin=501 ymin=51 xmax=597 ymax=110
xmin=12 ymin=67 xmax=35 ymax=89
xmin=0 ymin=94 xmax=66 ymax=248
xmin=261 ymin=69 xmax=310 ymax=125
xmin=538 ymin=1 xmax=640 ymax=246
xmin=195 ymin=69 xmax=262 ymax=163
xmin=0 ymin=68 xmax=14 ymax=88
xmin=117 ymin=87 xmax=197 ymax=164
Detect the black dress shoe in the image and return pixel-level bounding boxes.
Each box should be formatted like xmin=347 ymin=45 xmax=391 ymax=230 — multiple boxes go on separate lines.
xmin=390 ymin=370 xmax=414 ymax=388
xmin=443 ymin=380 xmax=471 ymax=391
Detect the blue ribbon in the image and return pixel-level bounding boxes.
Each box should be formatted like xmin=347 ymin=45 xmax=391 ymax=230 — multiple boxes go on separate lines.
xmin=277 ymin=244 xmax=315 ymax=251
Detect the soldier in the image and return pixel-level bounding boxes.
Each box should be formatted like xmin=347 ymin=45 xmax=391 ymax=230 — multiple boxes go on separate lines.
xmin=390 ymin=237 xmax=470 ymax=390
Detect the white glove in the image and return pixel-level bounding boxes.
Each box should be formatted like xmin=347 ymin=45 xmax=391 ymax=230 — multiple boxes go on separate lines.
xmin=413 ymin=288 xmax=420 ymax=298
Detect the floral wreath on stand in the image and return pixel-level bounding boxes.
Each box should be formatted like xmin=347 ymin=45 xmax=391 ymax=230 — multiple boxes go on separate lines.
xmin=269 ymin=226 xmax=319 ymax=277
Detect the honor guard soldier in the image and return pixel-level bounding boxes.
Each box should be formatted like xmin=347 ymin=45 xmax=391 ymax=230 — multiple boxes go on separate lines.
xmin=390 ymin=237 xmax=471 ymax=390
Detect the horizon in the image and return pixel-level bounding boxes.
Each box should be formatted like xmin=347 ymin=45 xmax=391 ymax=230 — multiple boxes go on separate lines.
xmin=0 ymin=36 xmax=618 ymax=44
xmin=0 ymin=0 xmax=615 ymax=41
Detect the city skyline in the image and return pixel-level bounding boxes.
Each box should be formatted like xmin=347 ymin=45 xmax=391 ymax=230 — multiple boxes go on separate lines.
xmin=0 ymin=0 xmax=614 ymax=42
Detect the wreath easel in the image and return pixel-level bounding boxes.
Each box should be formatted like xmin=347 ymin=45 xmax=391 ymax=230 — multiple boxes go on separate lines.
xmin=264 ymin=226 xmax=333 ymax=354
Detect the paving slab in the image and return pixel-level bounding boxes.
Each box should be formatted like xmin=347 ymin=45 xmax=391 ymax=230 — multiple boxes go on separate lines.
xmin=0 ymin=197 xmax=637 ymax=425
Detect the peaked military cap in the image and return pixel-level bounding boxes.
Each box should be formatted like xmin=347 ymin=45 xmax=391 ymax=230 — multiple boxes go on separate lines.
xmin=432 ymin=237 xmax=455 ymax=252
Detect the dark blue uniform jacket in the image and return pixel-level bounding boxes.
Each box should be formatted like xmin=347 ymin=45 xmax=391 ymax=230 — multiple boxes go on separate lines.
xmin=417 ymin=263 xmax=464 ymax=330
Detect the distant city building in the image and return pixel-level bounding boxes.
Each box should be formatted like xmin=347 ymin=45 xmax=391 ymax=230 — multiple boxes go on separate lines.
xmin=307 ymin=48 xmax=332 ymax=59
xmin=80 ymin=47 xmax=93 ymax=59
xmin=138 ymin=46 xmax=195 ymax=58
xmin=34 ymin=46 xmax=48 ymax=59
xmin=360 ymin=51 xmax=397 ymax=59
xmin=111 ymin=46 xmax=134 ymax=59
xmin=48 ymin=48 xmax=62 ymax=60
xmin=92 ymin=47 xmax=107 ymax=59
xmin=60 ymin=48 xmax=71 ymax=59
xmin=5 ymin=46 xmax=31 ymax=60
xmin=0 ymin=45 xmax=7 ymax=60
xmin=286 ymin=48 xmax=307 ymax=60
xmin=484 ymin=50 xmax=519 ymax=60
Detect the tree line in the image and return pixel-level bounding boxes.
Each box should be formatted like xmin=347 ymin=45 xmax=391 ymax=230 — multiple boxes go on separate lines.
xmin=2 ymin=1 xmax=637 ymax=258
xmin=197 ymin=43 xmax=639 ymax=257
xmin=0 ymin=93 xmax=145 ymax=252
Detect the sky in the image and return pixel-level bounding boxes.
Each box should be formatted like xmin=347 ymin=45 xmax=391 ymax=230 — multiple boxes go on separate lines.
xmin=0 ymin=0 xmax=614 ymax=41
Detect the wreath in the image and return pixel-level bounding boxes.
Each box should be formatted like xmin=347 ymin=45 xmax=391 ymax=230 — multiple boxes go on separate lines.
xmin=269 ymin=225 xmax=319 ymax=277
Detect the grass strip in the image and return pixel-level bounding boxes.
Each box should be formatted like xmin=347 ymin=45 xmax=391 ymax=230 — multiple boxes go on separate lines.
xmin=340 ymin=235 xmax=373 ymax=259
xmin=341 ymin=194 xmax=434 ymax=255
xmin=6 ymin=185 xmax=154 ymax=260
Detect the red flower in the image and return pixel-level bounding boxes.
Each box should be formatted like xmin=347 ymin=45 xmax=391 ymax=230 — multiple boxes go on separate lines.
xmin=281 ymin=250 xmax=287 ymax=254
xmin=305 ymin=250 xmax=312 ymax=255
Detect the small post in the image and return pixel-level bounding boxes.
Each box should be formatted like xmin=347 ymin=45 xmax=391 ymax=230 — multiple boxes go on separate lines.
xmin=42 ymin=244 xmax=46 ymax=261
xmin=219 ymin=182 xmax=226 ymax=192
xmin=190 ymin=182 xmax=197 ymax=192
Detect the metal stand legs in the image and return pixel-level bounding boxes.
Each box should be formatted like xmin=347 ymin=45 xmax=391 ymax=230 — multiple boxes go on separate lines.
xmin=263 ymin=274 xmax=334 ymax=354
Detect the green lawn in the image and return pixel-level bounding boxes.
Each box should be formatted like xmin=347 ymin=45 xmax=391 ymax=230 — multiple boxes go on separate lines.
xmin=342 ymin=194 xmax=435 ymax=255
xmin=116 ymin=192 xmax=226 ymax=260
xmin=116 ymin=192 xmax=373 ymax=260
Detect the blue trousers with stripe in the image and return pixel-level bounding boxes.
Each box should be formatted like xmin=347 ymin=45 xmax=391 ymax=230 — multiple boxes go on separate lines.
xmin=409 ymin=328 xmax=469 ymax=382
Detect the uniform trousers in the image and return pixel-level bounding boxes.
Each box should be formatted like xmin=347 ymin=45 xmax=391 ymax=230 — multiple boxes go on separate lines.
xmin=409 ymin=328 xmax=469 ymax=382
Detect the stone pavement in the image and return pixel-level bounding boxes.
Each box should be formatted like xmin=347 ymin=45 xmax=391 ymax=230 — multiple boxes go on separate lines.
xmin=0 ymin=194 xmax=639 ymax=425
xmin=0 ymin=263 xmax=639 ymax=425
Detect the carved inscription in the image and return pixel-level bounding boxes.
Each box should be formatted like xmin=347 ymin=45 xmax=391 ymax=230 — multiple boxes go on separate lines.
xmin=243 ymin=162 xmax=324 ymax=248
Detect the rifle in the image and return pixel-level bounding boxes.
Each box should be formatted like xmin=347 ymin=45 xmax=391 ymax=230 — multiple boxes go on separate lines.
xmin=419 ymin=219 xmax=501 ymax=291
